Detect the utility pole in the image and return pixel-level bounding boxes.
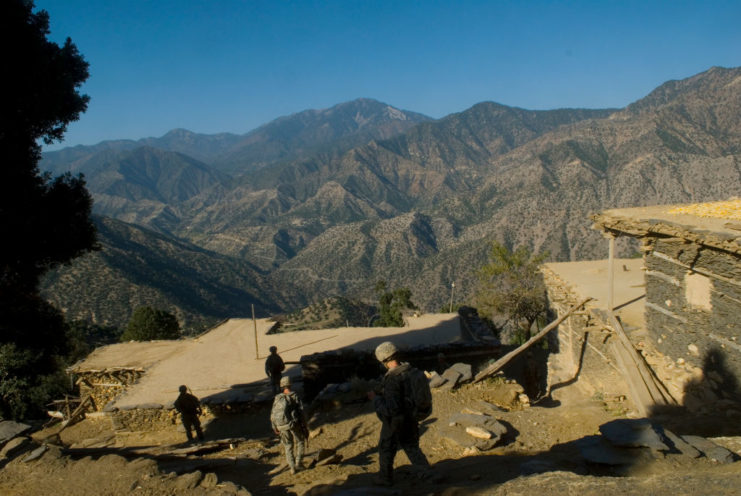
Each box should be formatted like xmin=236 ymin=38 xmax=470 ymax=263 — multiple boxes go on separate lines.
xmin=449 ymin=282 xmax=456 ymax=313
xmin=252 ymin=304 xmax=259 ymax=360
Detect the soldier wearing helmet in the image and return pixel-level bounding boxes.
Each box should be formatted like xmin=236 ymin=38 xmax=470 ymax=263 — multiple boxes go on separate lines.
xmin=173 ymin=385 xmax=204 ymax=443
xmin=368 ymin=341 xmax=430 ymax=486
xmin=270 ymin=375 xmax=307 ymax=474
xmin=265 ymin=345 xmax=285 ymax=395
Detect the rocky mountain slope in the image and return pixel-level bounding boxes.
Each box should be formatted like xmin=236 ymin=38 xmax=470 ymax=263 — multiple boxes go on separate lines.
xmin=40 ymin=216 xmax=294 ymax=333
xmin=41 ymin=67 xmax=741 ymax=325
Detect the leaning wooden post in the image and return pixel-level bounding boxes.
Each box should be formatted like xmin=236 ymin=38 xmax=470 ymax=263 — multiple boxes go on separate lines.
xmin=473 ymin=297 xmax=593 ymax=383
xmin=607 ymin=234 xmax=615 ymax=313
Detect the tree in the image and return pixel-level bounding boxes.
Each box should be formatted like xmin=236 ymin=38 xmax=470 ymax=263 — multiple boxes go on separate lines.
xmin=121 ymin=307 xmax=181 ymax=342
xmin=0 ymin=1 xmax=95 ymax=419
xmin=475 ymin=241 xmax=548 ymax=343
xmin=373 ymin=281 xmax=417 ymax=327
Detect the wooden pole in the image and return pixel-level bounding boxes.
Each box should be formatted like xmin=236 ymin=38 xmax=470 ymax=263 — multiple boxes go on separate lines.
xmin=252 ymin=304 xmax=259 ymax=360
xmin=474 ymin=297 xmax=593 ymax=383
xmin=607 ymin=235 xmax=615 ymax=313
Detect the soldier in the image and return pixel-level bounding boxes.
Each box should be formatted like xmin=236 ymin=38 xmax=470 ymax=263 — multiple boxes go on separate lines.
xmin=270 ymin=376 xmax=307 ymax=474
xmin=367 ymin=341 xmax=430 ymax=487
xmin=173 ymin=385 xmax=204 ymax=443
xmin=265 ymin=345 xmax=285 ymax=395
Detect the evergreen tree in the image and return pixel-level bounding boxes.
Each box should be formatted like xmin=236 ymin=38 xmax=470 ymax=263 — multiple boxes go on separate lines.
xmin=121 ymin=307 xmax=181 ymax=342
xmin=0 ymin=0 xmax=95 ymax=419
xmin=475 ymin=241 xmax=548 ymax=343
xmin=373 ymin=281 xmax=417 ymax=327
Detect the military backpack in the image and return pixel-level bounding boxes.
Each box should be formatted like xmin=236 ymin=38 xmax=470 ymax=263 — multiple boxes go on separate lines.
xmin=403 ymin=367 xmax=433 ymax=421
xmin=271 ymin=393 xmax=300 ymax=430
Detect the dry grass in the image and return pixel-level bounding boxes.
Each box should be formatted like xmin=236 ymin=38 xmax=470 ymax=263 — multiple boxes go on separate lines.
xmin=667 ymin=198 xmax=741 ymax=220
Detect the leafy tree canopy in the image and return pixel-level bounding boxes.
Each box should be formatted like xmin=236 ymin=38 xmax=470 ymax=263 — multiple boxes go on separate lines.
xmin=475 ymin=241 xmax=548 ymax=343
xmin=373 ymin=280 xmax=417 ymax=327
xmin=121 ymin=307 xmax=181 ymax=342
xmin=0 ymin=0 xmax=95 ymax=419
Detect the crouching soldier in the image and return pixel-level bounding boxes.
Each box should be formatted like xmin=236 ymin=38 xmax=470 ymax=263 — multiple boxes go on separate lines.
xmin=174 ymin=385 xmax=204 ymax=443
xmin=368 ymin=341 xmax=431 ymax=487
xmin=270 ymin=376 xmax=308 ymax=474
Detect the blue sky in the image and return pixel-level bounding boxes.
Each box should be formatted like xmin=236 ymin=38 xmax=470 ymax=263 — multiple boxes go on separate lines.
xmin=37 ymin=0 xmax=741 ymax=150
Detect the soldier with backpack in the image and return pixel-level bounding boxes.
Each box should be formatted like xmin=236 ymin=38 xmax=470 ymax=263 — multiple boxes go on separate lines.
xmin=368 ymin=341 xmax=431 ymax=487
xmin=270 ymin=376 xmax=307 ymax=474
xmin=174 ymin=385 xmax=204 ymax=443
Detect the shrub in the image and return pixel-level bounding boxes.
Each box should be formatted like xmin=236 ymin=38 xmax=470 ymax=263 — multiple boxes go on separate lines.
xmin=121 ymin=307 xmax=180 ymax=342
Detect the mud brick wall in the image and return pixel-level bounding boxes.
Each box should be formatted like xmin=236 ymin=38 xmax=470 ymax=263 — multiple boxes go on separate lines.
xmin=541 ymin=267 xmax=633 ymax=405
xmin=644 ymin=237 xmax=741 ymax=396
xmin=111 ymin=406 xmax=178 ymax=431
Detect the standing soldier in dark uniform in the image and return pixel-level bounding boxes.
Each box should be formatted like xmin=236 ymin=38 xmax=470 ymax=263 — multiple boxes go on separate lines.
xmin=265 ymin=345 xmax=285 ymax=395
xmin=270 ymin=376 xmax=308 ymax=474
xmin=174 ymin=385 xmax=204 ymax=443
xmin=367 ymin=341 xmax=430 ymax=487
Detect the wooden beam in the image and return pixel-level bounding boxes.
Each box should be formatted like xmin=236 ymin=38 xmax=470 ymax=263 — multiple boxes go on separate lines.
xmin=608 ymin=316 xmax=675 ymax=408
xmin=473 ymin=297 xmax=593 ymax=383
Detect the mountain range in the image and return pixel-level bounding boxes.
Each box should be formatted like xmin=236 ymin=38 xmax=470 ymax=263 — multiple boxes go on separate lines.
xmin=40 ymin=68 xmax=741 ymax=332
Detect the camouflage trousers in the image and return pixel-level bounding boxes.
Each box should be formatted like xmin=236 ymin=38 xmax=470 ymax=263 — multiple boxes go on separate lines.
xmin=181 ymin=413 xmax=204 ymax=442
xmin=279 ymin=424 xmax=305 ymax=471
xmin=378 ymin=415 xmax=429 ymax=483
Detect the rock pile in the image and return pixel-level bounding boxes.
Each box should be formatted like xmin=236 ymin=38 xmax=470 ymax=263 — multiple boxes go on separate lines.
xmin=577 ymin=419 xmax=739 ymax=466
xmin=428 ymin=362 xmax=473 ymax=390
xmin=439 ymin=400 xmax=508 ymax=451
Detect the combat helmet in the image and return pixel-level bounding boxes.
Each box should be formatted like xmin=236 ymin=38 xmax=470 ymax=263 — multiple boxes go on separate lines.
xmin=374 ymin=341 xmax=399 ymax=363
xmin=279 ymin=376 xmax=291 ymax=388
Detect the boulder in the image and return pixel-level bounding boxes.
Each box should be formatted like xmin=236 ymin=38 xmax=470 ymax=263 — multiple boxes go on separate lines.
xmin=439 ymin=368 xmax=462 ymax=390
xmin=0 ymin=421 xmax=31 ymax=447
xmin=200 ymin=472 xmax=219 ymax=488
xmin=0 ymin=436 xmax=32 ymax=459
xmin=465 ymin=426 xmax=492 ymax=439
xmin=450 ymin=363 xmax=473 ymax=383
xmin=174 ymin=471 xmax=203 ymax=490
xmin=682 ymin=435 xmax=736 ymax=464
xmin=428 ymin=372 xmax=447 ymax=389
xmin=599 ymin=419 xmax=669 ymax=451
xmin=660 ymin=428 xmax=701 ymax=458
xmin=576 ymin=436 xmax=640 ymax=466
xmin=22 ymin=445 xmax=48 ymax=463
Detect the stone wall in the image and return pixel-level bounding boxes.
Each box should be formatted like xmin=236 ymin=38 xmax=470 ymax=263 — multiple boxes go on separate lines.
xmin=541 ymin=267 xmax=633 ymax=413
xmin=643 ymin=237 xmax=741 ymax=405
xmin=300 ymin=342 xmax=509 ymax=401
xmin=110 ymin=405 xmax=178 ymax=432
xmin=73 ymin=368 xmax=145 ymax=412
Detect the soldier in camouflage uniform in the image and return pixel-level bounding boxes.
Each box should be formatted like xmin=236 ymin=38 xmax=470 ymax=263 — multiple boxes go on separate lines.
xmin=265 ymin=345 xmax=285 ymax=395
xmin=368 ymin=341 xmax=430 ymax=487
xmin=270 ymin=376 xmax=307 ymax=474
xmin=174 ymin=385 xmax=204 ymax=443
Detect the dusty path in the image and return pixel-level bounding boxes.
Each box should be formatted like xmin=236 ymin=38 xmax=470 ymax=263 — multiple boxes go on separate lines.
xmin=4 ymin=373 xmax=740 ymax=496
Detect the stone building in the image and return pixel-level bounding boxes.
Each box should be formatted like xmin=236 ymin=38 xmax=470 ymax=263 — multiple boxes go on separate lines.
xmin=591 ymin=201 xmax=741 ymax=413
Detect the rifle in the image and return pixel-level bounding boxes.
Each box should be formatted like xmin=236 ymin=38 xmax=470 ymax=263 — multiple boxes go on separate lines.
xmin=299 ymin=417 xmax=310 ymax=449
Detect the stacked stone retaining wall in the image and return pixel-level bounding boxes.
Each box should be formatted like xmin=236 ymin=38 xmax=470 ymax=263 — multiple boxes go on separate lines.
xmin=541 ymin=266 xmax=633 ymax=411
xmin=301 ymin=342 xmax=509 ymax=401
xmin=71 ymin=368 xmax=145 ymax=412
